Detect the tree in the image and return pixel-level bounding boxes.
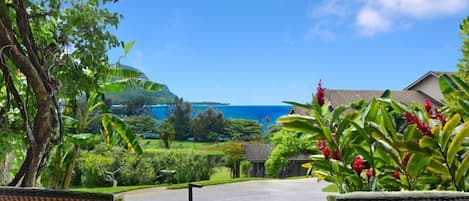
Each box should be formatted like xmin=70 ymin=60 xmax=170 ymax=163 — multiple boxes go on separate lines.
xmin=0 ymin=0 xmax=124 ymax=187
xmin=124 ymin=115 xmax=158 ymax=136
xmin=440 ymin=16 xmax=469 ymax=119
xmin=167 ymin=97 xmax=192 ymax=140
xmin=220 ymin=141 xmax=244 ymax=178
xmin=192 ymin=107 xmax=225 ymax=142
xmin=156 ymin=119 xmax=175 ymax=149
xmin=224 ymin=119 xmax=262 ymax=141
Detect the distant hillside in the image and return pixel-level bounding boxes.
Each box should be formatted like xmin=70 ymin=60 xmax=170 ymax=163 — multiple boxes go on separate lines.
xmin=105 ymin=64 xmax=178 ymax=105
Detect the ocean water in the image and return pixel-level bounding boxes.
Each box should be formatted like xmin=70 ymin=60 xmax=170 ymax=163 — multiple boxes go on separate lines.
xmin=151 ymin=105 xmax=292 ymax=127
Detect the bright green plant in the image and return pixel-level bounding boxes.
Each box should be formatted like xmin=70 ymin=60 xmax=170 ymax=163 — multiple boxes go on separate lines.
xmin=277 ymin=80 xmax=469 ymax=192
xmin=240 ymin=160 xmax=251 ymax=177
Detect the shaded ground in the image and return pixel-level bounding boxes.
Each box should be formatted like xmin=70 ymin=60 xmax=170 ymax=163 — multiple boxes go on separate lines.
xmin=119 ymin=178 xmax=334 ymax=201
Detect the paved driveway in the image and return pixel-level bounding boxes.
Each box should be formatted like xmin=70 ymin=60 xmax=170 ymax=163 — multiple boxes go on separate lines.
xmin=120 ymin=178 xmax=335 ymax=201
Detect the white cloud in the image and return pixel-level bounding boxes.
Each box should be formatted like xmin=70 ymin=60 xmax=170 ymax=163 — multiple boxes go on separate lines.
xmin=376 ymin=0 xmax=469 ymax=18
xmin=310 ymin=0 xmax=351 ymax=18
xmin=305 ymin=21 xmax=336 ymax=41
xmin=354 ymin=0 xmax=469 ymax=36
xmin=356 ymin=6 xmax=392 ymax=36
xmin=307 ymin=0 xmax=469 ymax=38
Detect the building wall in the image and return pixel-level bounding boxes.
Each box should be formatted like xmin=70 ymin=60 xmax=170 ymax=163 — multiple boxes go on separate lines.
xmin=409 ymin=76 xmax=444 ymax=101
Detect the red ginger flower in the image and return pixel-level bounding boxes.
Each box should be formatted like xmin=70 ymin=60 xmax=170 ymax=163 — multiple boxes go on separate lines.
xmin=316 ymin=80 xmax=325 ymax=106
xmin=424 ymin=99 xmax=447 ymax=125
xmin=317 ymin=140 xmax=330 ymax=160
xmin=424 ymin=99 xmax=433 ymax=115
xmin=352 ymin=156 xmax=365 ymax=174
xmin=403 ymin=153 xmax=411 ymax=166
xmin=393 ymin=168 xmax=400 ymax=180
xmin=316 ymin=140 xmax=341 ymax=160
xmin=330 ymin=150 xmax=341 ymax=160
xmin=366 ymin=169 xmax=375 ymax=181
xmin=404 ymin=112 xmax=433 ymax=137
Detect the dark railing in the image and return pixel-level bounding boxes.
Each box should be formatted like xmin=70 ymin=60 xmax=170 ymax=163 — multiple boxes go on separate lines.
xmin=188 ymin=183 xmax=203 ymax=201
xmin=0 ymin=187 xmax=114 ymax=201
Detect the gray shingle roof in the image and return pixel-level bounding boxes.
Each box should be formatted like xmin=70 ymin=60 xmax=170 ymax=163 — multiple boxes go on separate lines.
xmin=288 ymin=89 xmax=443 ymax=116
xmin=243 ymin=144 xmax=311 ymax=162
xmin=325 ymin=89 xmax=443 ymax=108
xmin=243 ymin=144 xmax=273 ymax=162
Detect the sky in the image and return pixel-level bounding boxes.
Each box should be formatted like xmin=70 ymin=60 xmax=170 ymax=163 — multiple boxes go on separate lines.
xmin=107 ymin=0 xmax=469 ymax=105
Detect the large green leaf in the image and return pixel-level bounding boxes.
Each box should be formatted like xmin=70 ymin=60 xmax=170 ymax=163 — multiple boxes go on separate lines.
xmin=100 ymin=79 xmax=163 ymax=93
xmin=394 ymin=141 xmax=431 ymax=156
xmin=363 ymin=99 xmax=379 ymax=122
xmin=124 ymin=40 xmax=136 ymax=55
xmin=455 ymin=153 xmax=469 ymax=185
xmin=375 ymin=139 xmax=401 ymax=166
xmin=441 ymin=114 xmax=461 ymax=150
xmin=439 ymin=74 xmax=459 ymax=96
xmin=451 ymin=74 xmax=469 ymax=94
xmin=406 ymin=155 xmax=430 ymax=178
xmin=459 ymin=100 xmax=469 ymax=114
xmin=101 ymin=113 xmax=143 ymax=155
xmin=380 ymin=89 xmax=392 ymax=98
xmin=447 ymin=122 xmax=469 ymax=166
xmin=277 ymin=115 xmax=322 ymax=134
xmin=427 ymin=158 xmax=450 ymax=176
xmin=312 ymin=110 xmax=333 ymax=144
xmin=109 ymin=66 xmax=143 ymax=78
xmin=283 ymin=101 xmax=313 ymax=110
xmin=381 ymin=106 xmax=397 ymax=140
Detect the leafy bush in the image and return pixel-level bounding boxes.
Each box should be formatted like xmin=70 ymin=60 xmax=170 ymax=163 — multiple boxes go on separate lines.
xmin=240 ymin=160 xmax=251 ymax=177
xmin=279 ymin=81 xmax=469 ymax=192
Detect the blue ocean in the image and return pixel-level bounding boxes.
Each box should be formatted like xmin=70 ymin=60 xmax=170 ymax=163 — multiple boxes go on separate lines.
xmin=151 ymin=105 xmax=292 ymax=127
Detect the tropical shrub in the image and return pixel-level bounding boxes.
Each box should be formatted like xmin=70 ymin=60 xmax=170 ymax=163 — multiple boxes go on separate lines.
xmin=265 ymin=130 xmax=316 ymax=177
xmin=278 ymin=81 xmax=469 ymax=192
xmin=240 ymin=160 xmax=251 ymax=177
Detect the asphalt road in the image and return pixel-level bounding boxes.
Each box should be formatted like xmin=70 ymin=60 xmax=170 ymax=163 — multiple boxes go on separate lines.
xmin=119 ymin=178 xmax=335 ymax=201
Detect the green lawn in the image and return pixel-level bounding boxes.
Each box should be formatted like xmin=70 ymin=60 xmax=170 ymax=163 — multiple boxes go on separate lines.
xmin=141 ymin=139 xmax=225 ymax=155
xmin=322 ymin=183 xmax=340 ymax=192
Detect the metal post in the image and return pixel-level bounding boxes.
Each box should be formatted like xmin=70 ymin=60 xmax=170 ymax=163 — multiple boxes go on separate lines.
xmin=188 ymin=183 xmax=203 ymax=201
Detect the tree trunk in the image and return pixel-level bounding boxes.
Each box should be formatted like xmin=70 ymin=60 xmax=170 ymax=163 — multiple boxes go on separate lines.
xmin=0 ymin=4 xmax=54 ymax=187
xmin=21 ymin=144 xmax=47 ymax=187
xmin=62 ymin=144 xmax=79 ymax=189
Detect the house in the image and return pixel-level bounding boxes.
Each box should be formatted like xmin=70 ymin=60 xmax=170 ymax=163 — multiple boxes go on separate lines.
xmin=243 ymin=144 xmax=310 ymax=177
xmin=290 ymin=71 xmax=451 ymax=115
xmin=404 ymin=71 xmax=452 ymax=103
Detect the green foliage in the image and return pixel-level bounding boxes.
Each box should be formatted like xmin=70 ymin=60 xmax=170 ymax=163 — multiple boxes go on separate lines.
xmin=265 ymin=130 xmax=316 ymax=176
xmin=145 ymin=149 xmax=215 ymax=184
xmin=265 ymin=145 xmax=289 ymax=177
xmin=123 ymin=115 xmax=158 ymax=136
xmin=440 ymin=74 xmax=469 ymax=120
xmin=220 ymin=141 xmax=244 ymax=178
xmin=192 ymin=107 xmax=225 ymax=142
xmin=104 ymin=64 xmax=177 ymax=105
xmin=75 ymin=146 xmax=216 ymax=187
xmin=117 ymin=156 xmax=155 ymax=186
xmin=240 ymin=160 xmax=251 ymax=177
xmin=167 ymin=98 xmax=193 ymax=141
xmin=458 ymin=16 xmax=469 ymax=77
xmin=156 ymin=119 xmax=175 ymax=149
xmin=224 ymin=119 xmax=262 ymax=141
xmin=280 ymin=85 xmax=469 ymax=192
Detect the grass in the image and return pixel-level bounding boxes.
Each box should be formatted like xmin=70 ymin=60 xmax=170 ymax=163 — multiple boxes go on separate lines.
xmin=322 ymin=183 xmax=340 ymax=193
xmin=72 ymin=185 xmax=164 ymax=194
xmin=210 ymin=167 xmax=232 ymax=180
xmin=141 ymin=139 xmax=225 ymax=155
